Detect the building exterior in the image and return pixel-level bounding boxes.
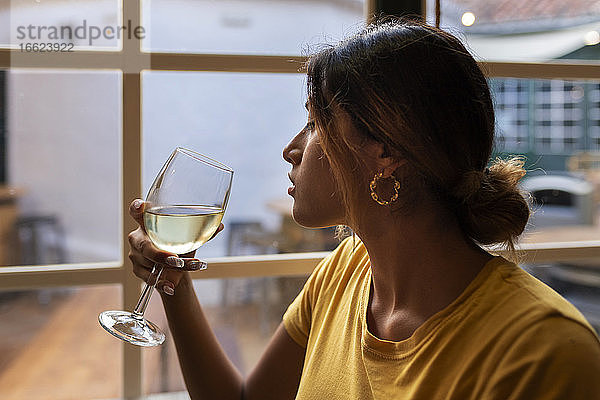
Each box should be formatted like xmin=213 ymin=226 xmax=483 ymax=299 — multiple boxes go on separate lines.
xmin=442 ymin=0 xmax=600 ymax=172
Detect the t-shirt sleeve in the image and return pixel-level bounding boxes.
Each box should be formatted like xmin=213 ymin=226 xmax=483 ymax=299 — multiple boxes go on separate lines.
xmin=482 ymin=316 xmax=600 ymax=399
xmin=282 ymin=253 xmax=334 ymax=348
xmin=282 ymin=237 xmax=354 ymax=348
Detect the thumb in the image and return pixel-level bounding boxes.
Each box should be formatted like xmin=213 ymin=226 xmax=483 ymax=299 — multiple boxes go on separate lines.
xmin=129 ymin=199 xmax=147 ymax=232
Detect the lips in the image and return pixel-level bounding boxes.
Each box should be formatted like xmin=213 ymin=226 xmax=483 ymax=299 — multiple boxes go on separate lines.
xmin=287 ymin=173 xmax=296 ymax=195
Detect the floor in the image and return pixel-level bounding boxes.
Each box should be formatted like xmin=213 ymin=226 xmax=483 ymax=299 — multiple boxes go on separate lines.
xmin=0 ymin=277 xmax=305 ymax=400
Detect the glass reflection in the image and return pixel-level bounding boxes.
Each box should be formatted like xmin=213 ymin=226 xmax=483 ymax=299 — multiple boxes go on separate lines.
xmin=428 ymin=0 xmax=600 ymax=63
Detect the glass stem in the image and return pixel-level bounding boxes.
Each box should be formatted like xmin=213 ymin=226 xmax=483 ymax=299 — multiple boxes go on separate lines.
xmin=132 ymin=263 xmax=163 ymax=319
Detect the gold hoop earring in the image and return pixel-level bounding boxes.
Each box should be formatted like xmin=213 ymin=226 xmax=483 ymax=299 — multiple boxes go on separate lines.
xmin=369 ymin=172 xmax=401 ymax=206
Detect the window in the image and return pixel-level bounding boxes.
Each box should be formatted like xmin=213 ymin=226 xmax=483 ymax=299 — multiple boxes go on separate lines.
xmin=491 ymin=78 xmax=530 ymax=152
xmin=492 ymin=78 xmax=592 ymax=156
xmin=142 ymin=71 xmax=309 ymax=258
xmin=1 ymin=0 xmax=599 ymax=397
xmin=0 ymin=70 xmax=5 ymax=183
xmin=141 ymin=0 xmax=365 ymax=55
xmin=1 ymin=0 xmax=122 ymax=50
xmin=0 ymin=1 xmax=366 ymax=397
xmin=590 ymin=85 xmax=600 ymax=151
xmin=7 ymin=69 xmax=122 ymax=266
xmin=430 ymin=0 xmax=600 ymax=63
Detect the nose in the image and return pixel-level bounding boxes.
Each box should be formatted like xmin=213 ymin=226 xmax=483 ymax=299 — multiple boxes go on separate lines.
xmin=283 ymin=132 xmax=303 ymax=165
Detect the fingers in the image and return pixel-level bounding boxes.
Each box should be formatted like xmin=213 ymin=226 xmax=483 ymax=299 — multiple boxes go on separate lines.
xmin=129 ymin=250 xmax=185 ymax=295
xmin=128 ymin=229 xmax=209 ymax=270
xmin=157 ymin=269 xmax=184 ymax=295
xmin=128 ymin=228 xmax=207 ymax=296
xmin=129 ymin=198 xmax=146 ymax=231
xmin=128 ymin=227 xmax=175 ymax=266
xmin=153 ymin=260 xmax=203 ymax=296
xmin=176 ymin=258 xmax=207 ymax=271
xmin=158 ymin=258 xmax=206 ymax=295
xmin=128 ymin=251 xmax=153 ymax=280
xmin=127 ymin=198 xmax=218 ymax=296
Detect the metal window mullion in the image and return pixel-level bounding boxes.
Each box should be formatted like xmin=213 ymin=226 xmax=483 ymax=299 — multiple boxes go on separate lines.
xmin=483 ymin=61 xmax=600 ymax=80
xmin=0 ymin=49 xmax=308 ymax=73
xmin=122 ymin=71 xmax=143 ymax=400
xmin=584 ymin=82 xmax=591 ymax=151
xmin=148 ymin=53 xmax=306 ymax=73
xmin=0 ymin=70 xmax=5 ymax=183
xmin=528 ymin=79 xmax=535 ymax=154
xmin=0 ymin=266 xmax=122 ymax=290
xmin=2 ymin=49 xmax=600 ymax=79
xmin=1 ymin=245 xmax=600 ymax=289
xmin=121 ymin=0 xmax=143 ymax=398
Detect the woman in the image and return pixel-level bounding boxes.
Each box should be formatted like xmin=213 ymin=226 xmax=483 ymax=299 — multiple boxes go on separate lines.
xmin=127 ymin=20 xmax=600 ymax=399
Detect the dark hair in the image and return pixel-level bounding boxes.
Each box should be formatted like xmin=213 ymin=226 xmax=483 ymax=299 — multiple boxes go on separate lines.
xmin=305 ymin=19 xmax=529 ymax=255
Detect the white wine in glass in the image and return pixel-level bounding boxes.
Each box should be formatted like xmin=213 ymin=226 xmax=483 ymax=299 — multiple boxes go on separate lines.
xmin=99 ymin=147 xmax=233 ymax=346
xmin=144 ymin=205 xmax=225 ymax=254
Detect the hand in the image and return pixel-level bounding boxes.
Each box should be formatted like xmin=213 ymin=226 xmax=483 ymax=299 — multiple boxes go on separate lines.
xmin=127 ymin=198 xmax=224 ymax=295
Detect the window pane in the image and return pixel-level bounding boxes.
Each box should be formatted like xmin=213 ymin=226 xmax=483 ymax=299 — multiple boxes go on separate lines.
xmin=142 ymin=275 xmax=308 ymax=397
xmin=0 ymin=285 xmax=123 ymax=399
xmin=1 ymin=0 xmax=122 ymax=50
xmin=141 ymin=0 xmax=365 ymax=54
xmin=4 ymin=70 xmax=121 ymax=266
xmin=428 ymin=1 xmax=600 ymax=63
xmin=143 ymin=71 xmax=340 ymax=258
xmin=489 ymin=78 xmax=600 ymax=240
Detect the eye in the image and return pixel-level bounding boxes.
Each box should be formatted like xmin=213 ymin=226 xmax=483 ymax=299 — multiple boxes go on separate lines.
xmin=305 ymin=120 xmax=315 ymax=132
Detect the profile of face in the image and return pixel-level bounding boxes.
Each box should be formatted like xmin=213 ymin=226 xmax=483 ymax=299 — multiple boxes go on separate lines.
xmin=282 ymin=110 xmax=344 ymax=229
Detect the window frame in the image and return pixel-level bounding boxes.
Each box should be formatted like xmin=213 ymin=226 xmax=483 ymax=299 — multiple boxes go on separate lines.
xmin=0 ymin=1 xmax=599 ymax=397
xmin=0 ymin=70 xmax=5 ymax=184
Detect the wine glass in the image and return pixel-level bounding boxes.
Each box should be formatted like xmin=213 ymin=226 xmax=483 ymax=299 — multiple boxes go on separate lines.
xmin=99 ymin=147 xmax=233 ymax=346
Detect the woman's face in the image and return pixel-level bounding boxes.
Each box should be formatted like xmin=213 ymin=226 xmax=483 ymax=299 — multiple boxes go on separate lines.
xmin=282 ymin=108 xmax=344 ymax=228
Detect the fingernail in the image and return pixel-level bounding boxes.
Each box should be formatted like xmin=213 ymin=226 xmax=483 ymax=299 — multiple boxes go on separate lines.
xmin=133 ymin=199 xmax=143 ymax=210
xmin=166 ymin=256 xmax=184 ymax=268
xmin=163 ymin=282 xmax=175 ymax=296
xmin=189 ymin=260 xmax=207 ymax=271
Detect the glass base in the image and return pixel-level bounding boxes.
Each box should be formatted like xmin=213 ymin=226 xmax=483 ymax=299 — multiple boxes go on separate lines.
xmin=98 ymin=310 xmax=165 ymax=347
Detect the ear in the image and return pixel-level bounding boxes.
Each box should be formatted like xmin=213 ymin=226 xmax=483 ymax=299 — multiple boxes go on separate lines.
xmin=364 ymin=141 xmax=407 ymax=178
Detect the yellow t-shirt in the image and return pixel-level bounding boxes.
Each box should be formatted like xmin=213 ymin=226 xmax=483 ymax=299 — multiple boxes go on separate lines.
xmin=283 ymin=237 xmax=600 ymax=399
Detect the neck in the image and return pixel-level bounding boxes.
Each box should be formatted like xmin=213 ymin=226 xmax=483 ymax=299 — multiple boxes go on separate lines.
xmin=354 ymin=203 xmax=493 ymax=326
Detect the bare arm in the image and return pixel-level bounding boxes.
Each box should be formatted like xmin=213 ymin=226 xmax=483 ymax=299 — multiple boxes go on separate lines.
xmin=127 ymin=199 xmax=305 ymax=400
xmin=162 ymin=278 xmax=305 ymax=400
xmin=158 ymin=272 xmax=242 ymax=399
xmin=244 ymin=323 xmax=305 ymax=400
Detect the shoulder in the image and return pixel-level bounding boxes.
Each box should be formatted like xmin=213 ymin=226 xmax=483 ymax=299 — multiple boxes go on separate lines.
xmin=313 ymin=236 xmax=368 ymax=286
xmin=510 ymin=315 xmax=600 ymax=358
xmin=483 ymin=315 xmax=600 ymax=398
xmin=477 ymin=257 xmax=597 ymax=333
xmin=476 ymin=259 xmax=600 ymax=397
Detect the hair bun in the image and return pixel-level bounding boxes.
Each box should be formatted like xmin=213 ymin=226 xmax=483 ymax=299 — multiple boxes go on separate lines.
xmin=451 ymin=170 xmax=486 ymax=202
xmin=454 ymin=157 xmax=530 ymax=252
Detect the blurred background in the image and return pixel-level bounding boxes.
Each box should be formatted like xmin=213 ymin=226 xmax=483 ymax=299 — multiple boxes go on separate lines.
xmin=0 ymin=0 xmax=599 ymax=399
